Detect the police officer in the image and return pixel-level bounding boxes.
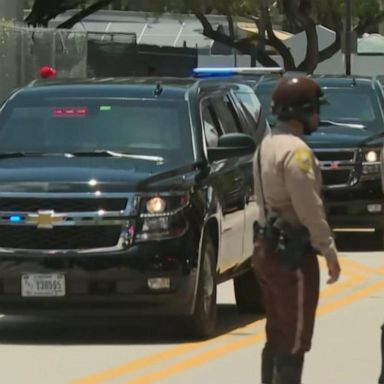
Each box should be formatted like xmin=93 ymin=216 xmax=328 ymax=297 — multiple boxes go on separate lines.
xmin=253 ymin=76 xmax=341 ymax=384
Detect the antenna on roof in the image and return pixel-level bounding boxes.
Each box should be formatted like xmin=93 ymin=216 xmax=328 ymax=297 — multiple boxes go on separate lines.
xmin=154 ymin=82 xmax=163 ymax=97
xmin=351 ymin=77 xmax=357 ymax=87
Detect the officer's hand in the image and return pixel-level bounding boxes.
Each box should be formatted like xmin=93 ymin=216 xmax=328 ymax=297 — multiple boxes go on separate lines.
xmin=326 ymin=258 xmax=341 ymax=284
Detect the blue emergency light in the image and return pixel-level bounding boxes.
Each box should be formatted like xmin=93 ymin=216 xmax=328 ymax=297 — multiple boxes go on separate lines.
xmin=193 ymin=67 xmax=284 ymax=78
xmin=9 ymin=215 xmax=22 ymax=223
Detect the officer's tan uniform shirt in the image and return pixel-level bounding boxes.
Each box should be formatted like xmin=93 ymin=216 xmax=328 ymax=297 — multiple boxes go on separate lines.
xmin=254 ymin=122 xmax=338 ymax=262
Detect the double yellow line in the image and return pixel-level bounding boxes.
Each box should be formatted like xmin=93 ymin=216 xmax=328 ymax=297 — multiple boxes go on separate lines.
xmin=71 ymin=257 xmax=384 ymax=384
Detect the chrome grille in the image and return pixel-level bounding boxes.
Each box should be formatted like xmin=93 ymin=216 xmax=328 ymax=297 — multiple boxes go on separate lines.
xmin=0 ymin=198 xmax=128 ymax=212
xmin=0 ymin=193 xmax=139 ymax=253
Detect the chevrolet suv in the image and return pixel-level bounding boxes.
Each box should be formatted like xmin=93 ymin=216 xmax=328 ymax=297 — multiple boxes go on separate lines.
xmin=0 ymin=76 xmax=268 ymax=338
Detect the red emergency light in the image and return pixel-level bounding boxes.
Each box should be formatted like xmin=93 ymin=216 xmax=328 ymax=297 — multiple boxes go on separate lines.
xmin=39 ymin=66 xmax=57 ymax=79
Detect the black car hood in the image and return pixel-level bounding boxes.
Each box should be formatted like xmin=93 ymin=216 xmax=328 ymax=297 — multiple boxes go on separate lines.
xmin=0 ymin=157 xmax=200 ymax=193
xmin=305 ymin=127 xmax=374 ymax=148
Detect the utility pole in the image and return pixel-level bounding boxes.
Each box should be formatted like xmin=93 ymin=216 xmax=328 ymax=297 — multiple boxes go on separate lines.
xmin=344 ymin=0 xmax=352 ymax=75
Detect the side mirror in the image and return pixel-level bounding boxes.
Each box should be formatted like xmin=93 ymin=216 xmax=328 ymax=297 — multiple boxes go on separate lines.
xmin=207 ymin=133 xmax=256 ymax=162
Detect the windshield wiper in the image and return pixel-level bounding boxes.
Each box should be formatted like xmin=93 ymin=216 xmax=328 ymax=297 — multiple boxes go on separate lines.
xmin=70 ymin=150 xmax=165 ymax=162
xmin=319 ymin=120 xmax=366 ymax=129
xmin=0 ymin=151 xmax=62 ymax=159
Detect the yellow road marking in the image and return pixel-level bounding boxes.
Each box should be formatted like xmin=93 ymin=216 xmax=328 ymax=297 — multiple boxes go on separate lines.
xmin=123 ymin=278 xmax=384 ymax=384
xmin=317 ymin=278 xmax=384 ymax=314
xmin=338 ymin=256 xmax=379 ymax=276
xmin=72 ymin=260 xmax=371 ymax=384
xmin=70 ymin=343 xmax=203 ymax=384
xmin=320 ymin=274 xmax=364 ymax=299
xmin=70 ymin=319 xmax=263 ymax=384
xmin=318 ymin=255 xmax=377 ymax=276
xmin=126 ymin=330 xmax=266 ymax=384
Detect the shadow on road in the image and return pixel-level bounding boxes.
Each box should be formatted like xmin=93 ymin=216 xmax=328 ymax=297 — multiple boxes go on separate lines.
xmin=335 ymin=232 xmax=383 ymax=252
xmin=0 ymin=304 xmax=264 ymax=345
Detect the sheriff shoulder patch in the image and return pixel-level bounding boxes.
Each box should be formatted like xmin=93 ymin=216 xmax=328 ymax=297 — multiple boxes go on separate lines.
xmin=292 ymin=147 xmax=312 ymax=173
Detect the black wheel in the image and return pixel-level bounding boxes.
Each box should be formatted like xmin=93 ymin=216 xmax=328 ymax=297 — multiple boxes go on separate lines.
xmin=377 ymin=230 xmax=384 ymax=250
xmin=185 ymin=234 xmax=217 ymax=339
xmin=234 ymin=269 xmax=265 ymax=314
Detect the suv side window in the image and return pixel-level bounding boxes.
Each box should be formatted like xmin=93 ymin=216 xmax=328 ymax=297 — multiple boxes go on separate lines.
xmin=202 ymin=104 xmax=222 ymax=147
xmin=234 ymin=91 xmax=262 ymax=125
xmin=211 ymin=95 xmax=243 ymax=134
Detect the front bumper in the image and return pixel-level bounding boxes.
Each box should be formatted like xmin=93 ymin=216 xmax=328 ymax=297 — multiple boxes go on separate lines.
xmin=0 ymin=235 xmax=198 ymax=316
xmin=324 ymin=179 xmax=384 ymax=231
xmin=326 ymin=200 xmax=384 ymax=230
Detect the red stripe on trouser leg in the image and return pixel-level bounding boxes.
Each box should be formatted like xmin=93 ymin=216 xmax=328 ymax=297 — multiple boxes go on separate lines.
xmin=253 ymin=249 xmax=320 ymax=355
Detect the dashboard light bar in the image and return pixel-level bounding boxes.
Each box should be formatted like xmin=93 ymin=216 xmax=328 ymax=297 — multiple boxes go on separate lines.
xmin=193 ymin=67 xmax=284 ymax=78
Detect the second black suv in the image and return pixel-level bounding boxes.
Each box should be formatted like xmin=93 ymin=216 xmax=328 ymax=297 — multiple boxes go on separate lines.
xmin=0 ymin=76 xmax=268 ymax=338
xmin=254 ymin=75 xmax=384 ymax=245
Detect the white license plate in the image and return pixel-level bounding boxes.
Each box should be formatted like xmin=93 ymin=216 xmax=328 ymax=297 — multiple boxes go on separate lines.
xmin=21 ymin=273 xmax=65 ymax=297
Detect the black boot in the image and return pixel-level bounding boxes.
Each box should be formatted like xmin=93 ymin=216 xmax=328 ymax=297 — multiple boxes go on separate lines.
xmin=273 ymin=354 xmax=304 ymax=384
xmin=379 ymin=324 xmax=384 ymax=383
xmin=261 ymin=346 xmax=275 ymax=384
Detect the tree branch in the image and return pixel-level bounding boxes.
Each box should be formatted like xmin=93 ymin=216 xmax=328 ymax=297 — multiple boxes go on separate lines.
xmin=354 ymin=11 xmax=384 ymax=37
xmin=194 ymin=11 xmax=279 ymax=67
xmin=318 ymin=27 xmax=342 ymax=63
xmin=284 ymin=3 xmax=318 ymax=73
xmin=257 ymin=0 xmax=296 ymax=70
xmin=57 ymin=0 xmax=115 ymax=29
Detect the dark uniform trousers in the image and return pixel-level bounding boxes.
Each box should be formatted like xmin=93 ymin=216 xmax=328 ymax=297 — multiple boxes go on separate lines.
xmin=253 ymin=247 xmax=320 ymax=382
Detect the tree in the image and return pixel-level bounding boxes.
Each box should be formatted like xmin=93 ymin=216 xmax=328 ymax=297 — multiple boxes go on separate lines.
xmin=25 ymin=0 xmax=384 ymax=73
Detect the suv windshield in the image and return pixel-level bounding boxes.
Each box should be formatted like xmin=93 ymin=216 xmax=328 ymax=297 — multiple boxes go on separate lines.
xmin=256 ymin=83 xmax=383 ymax=132
xmin=0 ymin=97 xmax=194 ymax=164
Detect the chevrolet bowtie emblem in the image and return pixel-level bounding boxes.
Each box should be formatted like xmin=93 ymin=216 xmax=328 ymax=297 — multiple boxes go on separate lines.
xmin=27 ymin=210 xmax=64 ymax=229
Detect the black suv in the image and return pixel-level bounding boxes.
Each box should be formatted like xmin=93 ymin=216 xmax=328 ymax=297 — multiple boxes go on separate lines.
xmin=0 ymin=76 xmax=267 ymax=338
xmin=254 ymin=75 xmax=384 ymax=245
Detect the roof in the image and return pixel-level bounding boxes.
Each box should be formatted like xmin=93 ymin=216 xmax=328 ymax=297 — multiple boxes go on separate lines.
xmin=20 ymin=77 xmax=197 ymax=100
xmin=18 ymin=76 xmax=253 ymax=100
xmin=255 ymin=75 xmax=379 ymax=89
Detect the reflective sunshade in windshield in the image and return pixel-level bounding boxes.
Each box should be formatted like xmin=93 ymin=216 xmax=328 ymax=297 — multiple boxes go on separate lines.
xmin=0 ymin=98 xmax=194 ymax=163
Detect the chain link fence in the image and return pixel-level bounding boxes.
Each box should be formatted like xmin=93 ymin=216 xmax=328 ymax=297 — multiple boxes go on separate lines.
xmin=0 ymin=22 xmax=88 ymax=102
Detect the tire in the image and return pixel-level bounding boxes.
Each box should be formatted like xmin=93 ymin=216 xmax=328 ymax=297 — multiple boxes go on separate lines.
xmin=234 ymin=269 xmax=265 ymax=314
xmin=185 ymin=234 xmax=217 ymax=339
xmin=376 ymin=229 xmax=384 ymax=250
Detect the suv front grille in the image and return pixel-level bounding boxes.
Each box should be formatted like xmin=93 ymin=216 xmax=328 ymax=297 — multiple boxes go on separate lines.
xmin=315 ymin=151 xmax=355 ymax=162
xmin=0 ymin=198 xmax=128 ymax=212
xmin=0 ymin=226 xmax=122 ymax=250
xmin=322 ymin=170 xmax=351 ymax=186
xmin=314 ymin=149 xmax=357 ymax=188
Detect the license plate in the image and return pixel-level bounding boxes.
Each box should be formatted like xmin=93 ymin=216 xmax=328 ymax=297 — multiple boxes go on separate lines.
xmin=21 ymin=273 xmax=65 ymax=297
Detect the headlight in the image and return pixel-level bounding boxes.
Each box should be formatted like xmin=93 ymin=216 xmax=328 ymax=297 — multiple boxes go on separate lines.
xmin=146 ymin=197 xmax=166 ymax=214
xmin=365 ymin=150 xmax=378 ymax=163
xmin=362 ymin=148 xmax=381 ymax=175
xmin=136 ymin=194 xmax=189 ymax=241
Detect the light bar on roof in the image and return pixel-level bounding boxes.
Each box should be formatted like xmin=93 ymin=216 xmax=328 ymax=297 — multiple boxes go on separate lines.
xmin=193 ymin=67 xmax=284 ymax=78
